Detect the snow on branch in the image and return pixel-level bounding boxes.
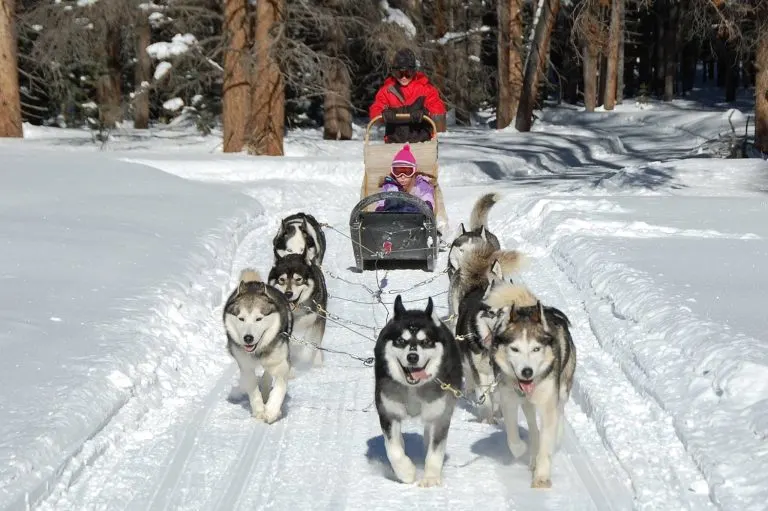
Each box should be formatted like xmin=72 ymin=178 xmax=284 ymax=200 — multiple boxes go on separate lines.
xmin=380 ymin=0 xmax=416 ymax=39
xmin=146 ymin=33 xmax=198 ymax=61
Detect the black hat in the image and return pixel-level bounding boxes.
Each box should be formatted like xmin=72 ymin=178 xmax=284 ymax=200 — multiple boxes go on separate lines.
xmin=392 ymin=48 xmax=417 ymax=70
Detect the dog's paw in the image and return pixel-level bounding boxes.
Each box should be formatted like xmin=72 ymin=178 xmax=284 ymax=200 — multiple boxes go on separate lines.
xmin=252 ymin=410 xmax=267 ymax=422
xmin=531 ymin=476 xmax=552 ymax=489
xmin=417 ymin=476 xmax=442 ymax=488
xmin=263 ymin=410 xmax=282 ymax=424
xmin=392 ymin=459 xmax=417 ymax=484
xmin=507 ymin=440 xmax=527 ymax=459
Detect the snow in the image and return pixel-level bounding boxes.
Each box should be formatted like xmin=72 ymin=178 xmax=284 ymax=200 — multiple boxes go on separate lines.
xmin=154 ymin=61 xmax=172 ymax=81
xmin=2 ymin=91 xmax=768 ymax=510
xmin=146 ymin=33 xmax=198 ymax=61
xmin=380 ymin=0 xmax=416 ymax=39
xmin=162 ymin=98 xmax=184 ymax=112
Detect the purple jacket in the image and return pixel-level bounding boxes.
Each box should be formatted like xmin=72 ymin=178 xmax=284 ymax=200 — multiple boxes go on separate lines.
xmin=376 ymin=175 xmax=435 ymax=212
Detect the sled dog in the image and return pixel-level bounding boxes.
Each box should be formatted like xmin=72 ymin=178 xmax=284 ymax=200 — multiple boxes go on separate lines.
xmin=448 ymin=238 xmax=524 ymax=318
xmin=485 ymin=280 xmax=576 ymax=488
xmin=268 ymin=254 xmax=328 ymax=367
xmin=223 ymin=269 xmax=293 ymax=424
xmin=447 ymin=193 xmax=502 ymax=280
xmin=374 ymin=296 xmax=462 ymax=487
xmin=273 ymin=212 xmax=327 ymax=265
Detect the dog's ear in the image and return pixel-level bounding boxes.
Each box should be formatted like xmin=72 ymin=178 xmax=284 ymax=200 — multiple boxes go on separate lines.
xmin=534 ymin=301 xmax=550 ymax=330
xmin=488 ymin=259 xmax=504 ymax=283
xmin=394 ymin=295 xmax=406 ymax=319
xmin=509 ymin=304 xmax=519 ymax=323
xmin=237 ymin=280 xmax=249 ymax=295
xmin=425 ymin=296 xmax=434 ymax=317
xmin=480 ymin=225 xmax=488 ymax=241
xmin=459 ymin=223 xmax=466 ymax=235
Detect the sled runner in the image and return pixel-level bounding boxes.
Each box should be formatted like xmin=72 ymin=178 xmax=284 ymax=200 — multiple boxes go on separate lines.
xmin=349 ymin=114 xmax=448 ymax=272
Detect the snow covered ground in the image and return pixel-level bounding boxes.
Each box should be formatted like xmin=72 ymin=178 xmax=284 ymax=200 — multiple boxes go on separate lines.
xmin=1 ymin=96 xmax=767 ymax=511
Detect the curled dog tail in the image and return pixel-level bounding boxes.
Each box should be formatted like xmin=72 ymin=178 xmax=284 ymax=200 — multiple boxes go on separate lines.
xmin=238 ymin=268 xmax=262 ymax=283
xmin=484 ymin=281 xmax=538 ymax=309
xmin=461 ymin=243 xmax=526 ymax=282
xmin=469 ymin=193 xmax=501 ymax=230
xmin=494 ymin=249 xmax=526 ymax=277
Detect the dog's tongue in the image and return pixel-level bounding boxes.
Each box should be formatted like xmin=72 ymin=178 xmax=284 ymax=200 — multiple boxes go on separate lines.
xmin=410 ymin=368 xmax=430 ymax=381
xmin=244 ymin=344 xmax=256 ymax=352
xmin=519 ymin=381 xmax=535 ymax=394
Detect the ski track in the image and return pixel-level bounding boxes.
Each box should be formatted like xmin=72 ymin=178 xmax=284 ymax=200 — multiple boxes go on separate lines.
xmin=32 ymin=181 xmax=634 ymax=510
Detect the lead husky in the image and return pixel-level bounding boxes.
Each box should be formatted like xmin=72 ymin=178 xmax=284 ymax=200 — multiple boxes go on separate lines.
xmin=374 ymin=296 xmax=462 ymax=487
xmin=268 ymin=254 xmax=328 ymax=367
xmin=273 ymin=212 xmax=326 ymax=265
xmin=223 ymin=269 xmax=293 ymax=424
xmin=484 ymin=280 xmax=576 ymax=488
xmin=447 ymin=193 xmax=502 ymax=280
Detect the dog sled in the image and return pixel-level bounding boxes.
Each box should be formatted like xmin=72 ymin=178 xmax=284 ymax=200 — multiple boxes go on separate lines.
xmin=349 ymin=114 xmax=448 ymax=272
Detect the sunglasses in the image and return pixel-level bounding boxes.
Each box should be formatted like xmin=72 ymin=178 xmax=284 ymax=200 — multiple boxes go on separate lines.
xmin=392 ymin=166 xmax=416 ymax=178
xmin=393 ymin=68 xmax=415 ymax=79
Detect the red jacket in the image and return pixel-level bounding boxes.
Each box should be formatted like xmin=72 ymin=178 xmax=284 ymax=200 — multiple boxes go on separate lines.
xmin=369 ymin=73 xmax=447 ymax=119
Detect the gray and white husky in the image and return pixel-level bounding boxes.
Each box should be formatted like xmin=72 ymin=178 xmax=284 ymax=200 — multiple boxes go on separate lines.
xmin=223 ymin=269 xmax=293 ymax=424
xmin=268 ymin=254 xmax=328 ymax=367
xmin=374 ymin=296 xmax=462 ymax=487
xmin=272 ymin=212 xmax=326 ymax=265
xmin=447 ymin=193 xmax=502 ymax=280
xmin=484 ymin=280 xmax=576 ymax=489
xmin=448 ymin=238 xmax=525 ymax=318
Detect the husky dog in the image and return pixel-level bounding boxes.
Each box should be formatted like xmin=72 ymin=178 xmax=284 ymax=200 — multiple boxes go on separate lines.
xmin=485 ymin=281 xmax=576 ymax=488
xmin=223 ymin=269 xmax=293 ymax=424
xmin=268 ymin=254 xmax=328 ymax=367
xmin=448 ymin=239 xmax=525 ymax=318
xmin=447 ymin=193 xmax=501 ymax=280
xmin=454 ymin=262 xmax=518 ymax=423
xmin=374 ymin=296 xmax=462 ymax=487
xmin=273 ymin=212 xmax=326 ymax=265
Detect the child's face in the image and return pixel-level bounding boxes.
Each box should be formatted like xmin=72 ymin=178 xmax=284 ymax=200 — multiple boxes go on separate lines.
xmin=392 ymin=166 xmax=415 ymax=186
xmin=395 ymin=173 xmax=414 ymax=186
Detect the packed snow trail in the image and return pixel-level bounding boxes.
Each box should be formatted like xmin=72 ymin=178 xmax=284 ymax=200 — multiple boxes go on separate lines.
xmin=34 ymin=179 xmax=631 ymax=510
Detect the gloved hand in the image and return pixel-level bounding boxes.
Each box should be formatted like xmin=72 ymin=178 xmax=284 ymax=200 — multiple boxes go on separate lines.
xmin=410 ymin=108 xmax=425 ymax=124
xmin=382 ymin=108 xmax=396 ymax=124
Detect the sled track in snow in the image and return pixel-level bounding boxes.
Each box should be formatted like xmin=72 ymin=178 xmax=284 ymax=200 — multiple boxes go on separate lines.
xmin=31 ymin=186 xmax=635 ymax=510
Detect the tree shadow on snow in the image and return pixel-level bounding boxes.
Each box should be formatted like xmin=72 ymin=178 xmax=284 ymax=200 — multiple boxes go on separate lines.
xmin=365 ymin=433 xmax=451 ymax=481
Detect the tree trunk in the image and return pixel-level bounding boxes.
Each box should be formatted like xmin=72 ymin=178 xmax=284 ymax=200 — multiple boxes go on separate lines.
xmin=247 ymin=0 xmax=285 ymax=156
xmin=603 ymin=0 xmax=623 ymax=110
xmin=663 ymin=0 xmax=678 ymax=101
xmin=755 ymin=30 xmax=768 ymax=153
xmin=515 ymin=0 xmax=560 ymax=132
xmin=0 ymin=0 xmax=22 ymax=137
xmin=96 ymin=23 xmax=122 ymax=128
xmin=616 ymin=4 xmax=624 ymax=104
xmin=583 ymin=40 xmax=598 ymax=111
xmin=134 ymin=15 xmax=151 ymax=129
xmin=222 ymin=0 xmax=250 ymax=153
xmin=433 ymin=0 xmax=449 ymax=102
xmin=496 ymin=0 xmax=524 ymax=129
xmin=323 ymin=57 xmax=352 ymax=140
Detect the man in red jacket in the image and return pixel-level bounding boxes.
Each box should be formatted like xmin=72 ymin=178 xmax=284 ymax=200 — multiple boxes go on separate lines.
xmin=369 ymin=48 xmax=447 ymax=144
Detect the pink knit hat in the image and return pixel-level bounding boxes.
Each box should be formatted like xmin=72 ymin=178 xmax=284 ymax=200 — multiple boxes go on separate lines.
xmin=391 ymin=143 xmax=417 ymax=171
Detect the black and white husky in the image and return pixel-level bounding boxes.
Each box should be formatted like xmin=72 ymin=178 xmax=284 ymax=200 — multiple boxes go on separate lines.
xmin=268 ymin=254 xmax=328 ymax=367
xmin=223 ymin=269 xmax=293 ymax=424
xmin=272 ymin=212 xmax=326 ymax=265
xmin=374 ymin=296 xmax=462 ymax=487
